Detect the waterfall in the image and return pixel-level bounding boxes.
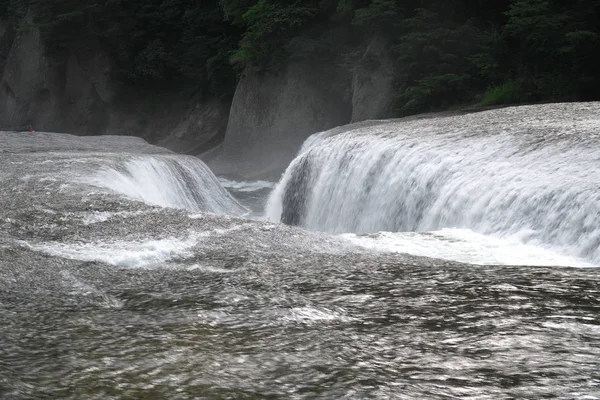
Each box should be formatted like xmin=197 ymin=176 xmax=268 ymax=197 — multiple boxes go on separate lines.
xmin=91 ymin=155 xmax=248 ymax=215
xmin=267 ymin=103 xmax=600 ymax=262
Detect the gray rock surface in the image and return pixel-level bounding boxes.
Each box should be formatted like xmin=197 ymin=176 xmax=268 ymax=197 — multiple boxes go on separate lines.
xmin=0 ymin=10 xmax=227 ymax=154
xmin=155 ymin=99 xmax=230 ymax=154
xmin=0 ymin=12 xmax=399 ymax=171
xmin=0 ymin=20 xmax=7 ymax=45
xmin=0 ymin=19 xmax=14 ymax=76
xmin=207 ymin=62 xmax=351 ymax=179
xmin=0 ymin=10 xmax=56 ymax=131
xmin=60 ymin=51 xmax=113 ymax=135
xmin=351 ymin=36 xmax=395 ymax=122
xmin=0 ymin=10 xmax=113 ymax=134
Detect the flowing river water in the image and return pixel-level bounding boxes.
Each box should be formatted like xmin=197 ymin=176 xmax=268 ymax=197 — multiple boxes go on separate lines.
xmin=1 ymin=104 xmax=600 ymax=399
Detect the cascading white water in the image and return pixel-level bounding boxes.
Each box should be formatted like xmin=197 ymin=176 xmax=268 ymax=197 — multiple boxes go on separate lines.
xmin=267 ymin=103 xmax=600 ymax=263
xmin=91 ymin=155 xmax=248 ymax=215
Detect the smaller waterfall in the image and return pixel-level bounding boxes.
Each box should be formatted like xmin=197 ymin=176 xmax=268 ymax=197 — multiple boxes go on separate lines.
xmin=92 ymin=155 xmax=248 ymax=215
xmin=267 ymin=103 xmax=600 ymax=263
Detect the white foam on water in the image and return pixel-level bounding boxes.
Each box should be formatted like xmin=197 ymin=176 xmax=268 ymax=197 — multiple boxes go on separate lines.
xmin=282 ymin=306 xmax=356 ymax=324
xmin=218 ymin=178 xmax=275 ymax=192
xmin=81 ymin=210 xmax=156 ymax=225
xmin=268 ymin=104 xmax=600 ymax=265
xmin=185 ymin=264 xmax=235 ymax=273
xmin=21 ymin=237 xmax=198 ymax=268
xmin=341 ymin=228 xmax=594 ymax=267
xmin=81 ymin=211 xmax=124 ymax=225
xmin=266 ymin=131 xmax=329 ymax=223
xmin=88 ymin=155 xmax=247 ymax=215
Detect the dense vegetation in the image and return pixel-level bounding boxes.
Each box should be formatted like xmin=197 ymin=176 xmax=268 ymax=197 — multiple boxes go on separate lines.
xmin=2 ymin=0 xmax=600 ymax=115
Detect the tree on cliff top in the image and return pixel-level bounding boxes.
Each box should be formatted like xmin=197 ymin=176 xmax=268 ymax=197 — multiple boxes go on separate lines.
xmin=10 ymin=0 xmax=600 ymax=115
xmin=29 ymin=0 xmax=240 ymax=96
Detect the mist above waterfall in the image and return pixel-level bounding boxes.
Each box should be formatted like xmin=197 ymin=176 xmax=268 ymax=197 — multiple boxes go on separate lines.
xmin=268 ymin=103 xmax=600 ymax=263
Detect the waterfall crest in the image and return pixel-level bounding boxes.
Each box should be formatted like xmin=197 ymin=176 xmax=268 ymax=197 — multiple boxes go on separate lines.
xmin=92 ymin=155 xmax=248 ymax=215
xmin=267 ymin=103 xmax=600 ymax=262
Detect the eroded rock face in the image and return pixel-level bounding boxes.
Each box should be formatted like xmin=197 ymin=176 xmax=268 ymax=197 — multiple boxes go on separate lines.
xmin=0 ymin=19 xmax=15 ymax=77
xmin=0 ymin=10 xmax=54 ymax=131
xmin=351 ymin=36 xmax=395 ymax=122
xmin=0 ymin=10 xmax=112 ymax=134
xmin=0 ymin=9 xmax=228 ymax=154
xmin=100 ymin=88 xmax=231 ymax=155
xmin=154 ymin=98 xmax=231 ymax=154
xmin=60 ymin=51 xmax=112 ymax=135
xmin=0 ymin=13 xmax=395 ymax=165
xmin=209 ymin=62 xmax=352 ymax=179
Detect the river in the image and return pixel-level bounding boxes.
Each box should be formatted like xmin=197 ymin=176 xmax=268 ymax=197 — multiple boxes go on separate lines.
xmin=1 ymin=104 xmax=599 ymax=399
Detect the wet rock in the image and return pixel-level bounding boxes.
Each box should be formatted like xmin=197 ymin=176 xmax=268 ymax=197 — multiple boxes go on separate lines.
xmin=351 ymin=36 xmax=395 ymax=122
xmin=208 ymin=62 xmax=351 ymax=179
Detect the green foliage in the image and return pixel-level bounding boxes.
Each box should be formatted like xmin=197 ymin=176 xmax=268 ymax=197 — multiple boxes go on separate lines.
xmin=219 ymin=0 xmax=258 ymax=25
xmin=391 ymin=8 xmax=483 ymax=114
xmin=481 ymin=80 xmax=524 ymax=106
xmin=9 ymin=0 xmax=600 ymax=113
xmin=29 ymin=0 xmax=240 ymax=95
xmin=502 ymin=0 xmax=600 ymax=100
xmin=391 ymin=0 xmax=600 ymax=113
xmin=0 ymin=0 xmax=28 ymax=22
xmin=230 ymin=0 xmax=319 ymax=70
xmin=398 ymin=73 xmax=471 ymax=114
xmin=353 ymin=0 xmax=401 ymax=33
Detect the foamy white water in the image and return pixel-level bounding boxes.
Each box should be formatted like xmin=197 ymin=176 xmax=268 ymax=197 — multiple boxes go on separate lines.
xmin=90 ymin=155 xmax=247 ymax=215
xmin=3 ymin=121 xmax=600 ymax=400
xmin=341 ymin=229 xmax=594 ymax=267
xmin=218 ymin=178 xmax=275 ymax=192
xmin=218 ymin=178 xmax=277 ymax=219
xmin=21 ymin=237 xmax=197 ymax=268
xmin=268 ymin=103 xmax=600 ymax=265
xmin=81 ymin=210 xmax=157 ymax=225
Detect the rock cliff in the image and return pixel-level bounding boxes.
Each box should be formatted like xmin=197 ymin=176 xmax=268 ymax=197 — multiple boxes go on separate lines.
xmin=351 ymin=36 xmax=395 ymax=122
xmin=206 ymin=38 xmax=397 ymax=178
xmin=206 ymin=62 xmax=352 ymax=179
xmin=0 ymin=12 xmax=396 ymax=177
xmin=0 ymin=12 xmax=228 ymax=154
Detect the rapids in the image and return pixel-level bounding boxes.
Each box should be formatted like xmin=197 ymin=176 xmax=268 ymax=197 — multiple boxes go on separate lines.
xmin=1 ymin=105 xmax=600 ymax=399
xmin=91 ymin=156 xmax=248 ymax=215
xmin=268 ymin=103 xmax=600 ymax=264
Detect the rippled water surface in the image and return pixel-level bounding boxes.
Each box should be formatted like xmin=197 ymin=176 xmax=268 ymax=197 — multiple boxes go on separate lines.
xmin=2 ymin=105 xmax=600 ymax=399
xmin=3 ymin=252 xmax=600 ymax=399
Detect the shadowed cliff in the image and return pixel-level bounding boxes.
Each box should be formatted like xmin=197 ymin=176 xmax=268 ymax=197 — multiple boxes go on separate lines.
xmin=1 ymin=0 xmax=599 ymax=178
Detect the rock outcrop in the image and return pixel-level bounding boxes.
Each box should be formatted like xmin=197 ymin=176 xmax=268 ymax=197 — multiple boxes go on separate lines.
xmin=0 ymin=11 xmax=112 ymax=133
xmin=0 ymin=10 xmax=59 ymax=132
xmin=0 ymin=12 xmax=397 ymax=176
xmin=207 ymin=62 xmax=352 ymax=179
xmin=0 ymin=11 xmax=228 ymax=154
xmin=351 ymin=36 xmax=395 ymax=122
xmin=0 ymin=20 xmax=15 ymax=77
xmin=150 ymin=99 xmax=228 ymax=154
